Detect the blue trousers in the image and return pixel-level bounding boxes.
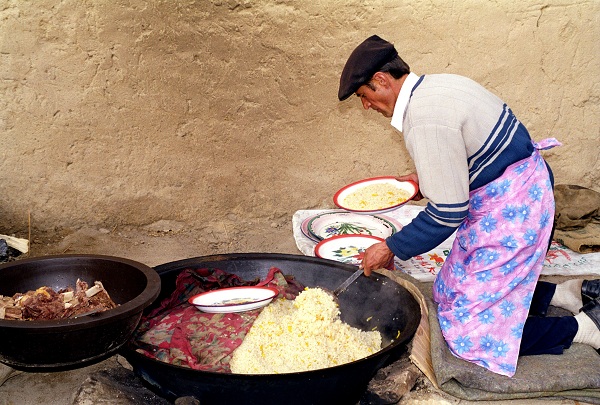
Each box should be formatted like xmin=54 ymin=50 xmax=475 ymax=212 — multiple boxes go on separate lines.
xmin=520 ymin=281 xmax=579 ymax=356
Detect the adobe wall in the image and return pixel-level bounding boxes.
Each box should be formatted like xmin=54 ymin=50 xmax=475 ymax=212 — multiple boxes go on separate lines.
xmin=1 ymin=0 xmax=598 ymax=237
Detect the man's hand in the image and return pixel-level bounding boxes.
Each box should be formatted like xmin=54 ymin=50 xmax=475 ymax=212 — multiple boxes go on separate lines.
xmin=396 ymin=173 xmax=423 ymax=201
xmin=360 ymin=241 xmax=394 ymax=276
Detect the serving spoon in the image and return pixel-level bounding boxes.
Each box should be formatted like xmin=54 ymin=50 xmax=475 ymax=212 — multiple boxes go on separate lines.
xmin=333 ymin=268 xmax=364 ymax=296
xmin=321 ymin=267 xmax=364 ymax=305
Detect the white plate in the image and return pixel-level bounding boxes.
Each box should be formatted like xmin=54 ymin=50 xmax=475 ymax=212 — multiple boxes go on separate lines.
xmin=334 ymin=176 xmax=418 ymax=214
xmin=307 ymin=211 xmax=398 ymax=241
xmin=314 ymin=234 xmax=385 ymax=266
xmin=188 ymin=286 xmax=279 ymax=313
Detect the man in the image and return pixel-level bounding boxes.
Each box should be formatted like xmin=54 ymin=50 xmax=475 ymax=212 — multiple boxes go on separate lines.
xmin=338 ymin=35 xmax=600 ymax=376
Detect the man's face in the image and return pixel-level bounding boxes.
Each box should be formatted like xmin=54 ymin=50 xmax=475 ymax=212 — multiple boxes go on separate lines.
xmin=355 ymin=80 xmax=395 ymax=118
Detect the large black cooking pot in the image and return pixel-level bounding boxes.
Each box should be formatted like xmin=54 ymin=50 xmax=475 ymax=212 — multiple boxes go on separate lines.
xmin=120 ymin=253 xmax=421 ymax=405
xmin=0 ymin=254 xmax=161 ymax=371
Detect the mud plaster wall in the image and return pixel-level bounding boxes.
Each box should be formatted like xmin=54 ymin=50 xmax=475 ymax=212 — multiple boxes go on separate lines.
xmin=1 ymin=0 xmax=598 ymax=239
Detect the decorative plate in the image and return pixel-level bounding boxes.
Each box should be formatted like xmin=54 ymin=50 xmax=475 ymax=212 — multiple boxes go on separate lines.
xmin=307 ymin=211 xmax=398 ymax=241
xmin=314 ymin=234 xmax=385 ymax=266
xmin=334 ymin=176 xmax=418 ymax=214
xmin=188 ymin=286 xmax=279 ymax=313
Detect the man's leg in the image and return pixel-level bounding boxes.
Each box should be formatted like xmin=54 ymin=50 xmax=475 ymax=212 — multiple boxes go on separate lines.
xmin=530 ymin=279 xmax=600 ymax=316
xmin=521 ymin=299 xmax=600 ymax=355
xmin=520 ymin=316 xmax=578 ymax=356
xmin=529 ymin=281 xmax=556 ymax=317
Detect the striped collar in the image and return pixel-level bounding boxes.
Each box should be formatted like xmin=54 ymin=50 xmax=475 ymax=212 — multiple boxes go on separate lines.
xmin=391 ymin=72 xmax=421 ymax=132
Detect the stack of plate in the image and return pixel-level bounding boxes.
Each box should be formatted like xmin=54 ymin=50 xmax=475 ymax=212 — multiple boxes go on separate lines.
xmin=310 ymin=176 xmax=418 ymax=266
xmin=304 ymin=211 xmax=403 ymax=266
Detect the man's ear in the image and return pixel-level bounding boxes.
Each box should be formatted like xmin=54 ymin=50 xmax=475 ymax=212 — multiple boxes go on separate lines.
xmin=371 ymin=72 xmax=390 ymax=88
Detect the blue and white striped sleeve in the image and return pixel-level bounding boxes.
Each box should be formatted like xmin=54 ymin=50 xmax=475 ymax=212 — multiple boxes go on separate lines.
xmin=386 ymin=124 xmax=470 ymax=260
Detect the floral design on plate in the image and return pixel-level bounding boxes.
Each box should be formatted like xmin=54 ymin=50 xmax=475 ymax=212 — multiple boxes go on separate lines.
xmin=308 ymin=211 xmax=399 ymax=241
xmin=314 ymin=234 xmax=385 ymax=266
xmin=326 ymin=222 xmax=372 ymax=238
xmin=330 ymin=244 xmax=365 ymax=265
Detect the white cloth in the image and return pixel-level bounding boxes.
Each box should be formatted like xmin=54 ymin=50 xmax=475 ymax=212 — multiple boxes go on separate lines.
xmin=292 ymin=205 xmax=600 ymax=282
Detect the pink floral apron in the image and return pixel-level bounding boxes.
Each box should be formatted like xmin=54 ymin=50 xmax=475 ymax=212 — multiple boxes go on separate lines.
xmin=433 ymin=138 xmax=561 ymax=377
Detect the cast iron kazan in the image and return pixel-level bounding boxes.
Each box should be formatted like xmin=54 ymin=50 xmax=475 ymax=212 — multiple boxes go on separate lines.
xmin=120 ymin=253 xmax=421 ymax=405
xmin=0 ymin=254 xmax=161 ymax=370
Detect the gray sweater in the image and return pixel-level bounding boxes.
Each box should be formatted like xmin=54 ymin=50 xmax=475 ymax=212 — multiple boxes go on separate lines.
xmin=386 ymin=73 xmax=535 ymax=260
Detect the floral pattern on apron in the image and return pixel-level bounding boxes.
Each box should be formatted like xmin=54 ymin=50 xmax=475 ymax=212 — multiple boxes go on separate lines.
xmin=433 ymin=138 xmax=561 ymax=377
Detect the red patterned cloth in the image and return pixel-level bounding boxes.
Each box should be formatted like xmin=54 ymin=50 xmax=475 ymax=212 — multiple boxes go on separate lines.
xmin=131 ymin=267 xmax=304 ymax=372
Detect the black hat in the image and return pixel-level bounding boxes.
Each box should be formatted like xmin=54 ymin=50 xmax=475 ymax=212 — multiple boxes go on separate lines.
xmin=338 ymin=35 xmax=398 ymax=101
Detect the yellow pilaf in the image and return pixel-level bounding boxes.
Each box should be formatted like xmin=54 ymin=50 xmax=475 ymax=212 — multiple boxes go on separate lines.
xmin=342 ymin=183 xmax=410 ymax=210
xmin=229 ymin=287 xmax=382 ymax=374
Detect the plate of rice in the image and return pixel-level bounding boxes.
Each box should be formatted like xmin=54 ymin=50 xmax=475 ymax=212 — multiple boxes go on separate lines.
xmin=188 ymin=286 xmax=279 ymax=313
xmin=333 ymin=176 xmax=418 ymax=214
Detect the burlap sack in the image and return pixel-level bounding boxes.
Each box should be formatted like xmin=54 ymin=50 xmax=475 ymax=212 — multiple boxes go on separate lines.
xmin=554 ymin=184 xmax=600 ymax=253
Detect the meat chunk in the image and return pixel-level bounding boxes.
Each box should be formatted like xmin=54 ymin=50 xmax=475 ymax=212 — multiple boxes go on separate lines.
xmin=20 ymin=287 xmax=66 ymax=320
xmin=0 ymin=280 xmax=117 ymax=321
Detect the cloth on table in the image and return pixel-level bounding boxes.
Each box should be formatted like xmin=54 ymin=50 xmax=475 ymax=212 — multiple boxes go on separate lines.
xmin=131 ymin=267 xmax=304 ymax=373
xmin=292 ymin=205 xmax=455 ymax=282
xmin=293 ymin=205 xmax=600 ymax=282
xmin=553 ymin=184 xmax=600 ymax=253
xmin=381 ymin=270 xmax=600 ymax=404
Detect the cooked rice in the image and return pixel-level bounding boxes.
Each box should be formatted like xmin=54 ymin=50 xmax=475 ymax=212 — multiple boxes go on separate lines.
xmin=343 ymin=183 xmax=410 ymax=210
xmin=229 ymin=287 xmax=382 ymax=374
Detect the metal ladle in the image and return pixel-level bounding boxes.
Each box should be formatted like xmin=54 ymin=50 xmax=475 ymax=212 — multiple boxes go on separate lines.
xmin=322 ymin=268 xmax=364 ymax=304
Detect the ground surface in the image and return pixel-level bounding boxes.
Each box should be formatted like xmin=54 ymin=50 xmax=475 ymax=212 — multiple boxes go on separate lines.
xmin=0 ymin=226 xmax=593 ymax=405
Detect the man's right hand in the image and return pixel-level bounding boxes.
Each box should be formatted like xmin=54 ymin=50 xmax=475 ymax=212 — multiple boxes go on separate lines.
xmin=360 ymin=241 xmax=395 ymax=276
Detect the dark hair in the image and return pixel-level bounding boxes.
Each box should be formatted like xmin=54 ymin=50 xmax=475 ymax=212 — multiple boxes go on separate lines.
xmin=378 ymin=55 xmax=410 ymax=79
xmin=364 ymin=55 xmax=410 ymax=91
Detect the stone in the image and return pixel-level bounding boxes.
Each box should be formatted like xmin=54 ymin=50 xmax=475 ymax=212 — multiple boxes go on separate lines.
xmin=362 ymin=355 xmax=421 ymax=404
